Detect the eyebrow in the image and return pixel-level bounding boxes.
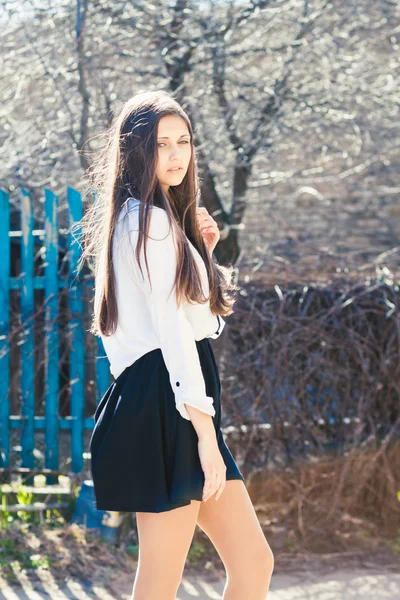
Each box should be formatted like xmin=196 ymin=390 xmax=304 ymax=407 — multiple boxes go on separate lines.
xmin=157 ymin=134 xmax=191 ymax=140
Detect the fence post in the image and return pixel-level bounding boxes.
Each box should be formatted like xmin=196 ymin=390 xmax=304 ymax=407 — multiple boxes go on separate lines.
xmin=0 ymin=190 xmax=10 ymax=473
xmin=67 ymin=186 xmax=85 ymax=474
xmin=44 ymin=188 xmax=60 ymax=484
xmin=20 ymin=189 xmax=35 ymax=476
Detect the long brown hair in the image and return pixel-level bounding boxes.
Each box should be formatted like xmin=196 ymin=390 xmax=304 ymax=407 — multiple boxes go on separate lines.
xmin=80 ymin=89 xmax=237 ymax=337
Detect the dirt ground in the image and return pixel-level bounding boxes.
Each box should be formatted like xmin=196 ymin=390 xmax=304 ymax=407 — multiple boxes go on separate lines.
xmin=1 ymin=563 xmax=400 ymax=599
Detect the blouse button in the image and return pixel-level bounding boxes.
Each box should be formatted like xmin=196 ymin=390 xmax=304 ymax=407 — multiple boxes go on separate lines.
xmin=176 ymin=381 xmax=180 ymax=387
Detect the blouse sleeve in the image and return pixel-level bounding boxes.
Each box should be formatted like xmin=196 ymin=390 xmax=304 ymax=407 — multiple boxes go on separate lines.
xmin=208 ymin=314 xmax=226 ymax=339
xmin=132 ymin=206 xmax=216 ymax=421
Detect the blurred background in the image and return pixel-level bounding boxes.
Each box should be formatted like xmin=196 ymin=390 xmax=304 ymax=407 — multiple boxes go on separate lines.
xmin=0 ymin=1 xmax=399 ymax=598
xmin=2 ymin=0 xmax=399 ymax=280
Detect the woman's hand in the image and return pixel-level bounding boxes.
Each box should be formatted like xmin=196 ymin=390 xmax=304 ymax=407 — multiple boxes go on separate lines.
xmin=196 ymin=207 xmax=220 ymax=254
xmin=198 ymin=435 xmax=227 ymax=502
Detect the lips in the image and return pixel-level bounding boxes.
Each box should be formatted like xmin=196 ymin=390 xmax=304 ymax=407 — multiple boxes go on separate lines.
xmin=167 ymin=167 xmax=182 ymax=172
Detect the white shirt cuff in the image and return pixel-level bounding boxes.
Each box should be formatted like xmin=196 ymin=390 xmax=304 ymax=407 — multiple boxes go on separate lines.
xmin=208 ymin=315 xmax=226 ymax=339
xmin=175 ymin=395 xmax=216 ymax=421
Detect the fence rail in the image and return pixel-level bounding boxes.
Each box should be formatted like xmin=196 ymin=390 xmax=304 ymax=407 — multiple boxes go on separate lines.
xmin=0 ymin=187 xmax=110 ymax=479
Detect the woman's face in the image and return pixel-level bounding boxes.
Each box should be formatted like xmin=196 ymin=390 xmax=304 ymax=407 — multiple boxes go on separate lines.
xmin=155 ymin=114 xmax=192 ymax=194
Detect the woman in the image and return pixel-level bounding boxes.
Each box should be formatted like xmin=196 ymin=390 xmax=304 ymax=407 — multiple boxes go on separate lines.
xmin=83 ymin=90 xmax=274 ymax=599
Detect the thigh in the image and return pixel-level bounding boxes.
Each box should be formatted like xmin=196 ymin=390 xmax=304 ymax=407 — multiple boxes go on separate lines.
xmin=196 ymin=479 xmax=273 ymax=576
xmin=135 ymin=500 xmax=202 ymax=579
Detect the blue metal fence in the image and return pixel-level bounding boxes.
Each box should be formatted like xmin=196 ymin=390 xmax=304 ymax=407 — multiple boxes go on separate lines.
xmin=0 ymin=186 xmax=111 ymax=476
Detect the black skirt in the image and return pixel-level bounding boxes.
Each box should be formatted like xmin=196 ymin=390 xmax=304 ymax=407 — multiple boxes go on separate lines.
xmin=89 ymin=337 xmax=244 ymax=513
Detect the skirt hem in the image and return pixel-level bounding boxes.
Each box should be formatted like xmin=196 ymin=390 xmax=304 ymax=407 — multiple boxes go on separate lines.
xmin=94 ymin=474 xmax=245 ymax=513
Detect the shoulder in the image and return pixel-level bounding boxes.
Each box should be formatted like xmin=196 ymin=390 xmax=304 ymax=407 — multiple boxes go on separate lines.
xmin=124 ymin=200 xmax=173 ymax=242
xmin=147 ymin=206 xmax=173 ymax=241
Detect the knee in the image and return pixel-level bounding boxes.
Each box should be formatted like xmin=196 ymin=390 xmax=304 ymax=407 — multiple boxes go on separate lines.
xmin=250 ymin=543 xmax=274 ymax=592
xmin=253 ymin=543 xmax=274 ymax=581
xmin=229 ymin=543 xmax=274 ymax=591
xmin=264 ymin=543 xmax=274 ymax=576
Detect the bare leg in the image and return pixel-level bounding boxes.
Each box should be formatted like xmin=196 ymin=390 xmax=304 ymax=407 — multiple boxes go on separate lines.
xmin=197 ymin=479 xmax=274 ymax=599
xmin=131 ymin=499 xmax=201 ymax=600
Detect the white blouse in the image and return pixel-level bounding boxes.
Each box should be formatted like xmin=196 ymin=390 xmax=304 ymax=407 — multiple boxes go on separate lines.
xmin=94 ymin=198 xmax=226 ymax=421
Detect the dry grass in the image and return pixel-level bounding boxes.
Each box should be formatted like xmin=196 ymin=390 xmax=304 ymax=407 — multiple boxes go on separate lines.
xmin=246 ymin=441 xmax=400 ymax=554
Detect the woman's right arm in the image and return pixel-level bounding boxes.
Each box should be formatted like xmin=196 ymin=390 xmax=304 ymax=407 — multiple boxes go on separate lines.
xmin=130 ymin=206 xmax=216 ymax=421
xmin=183 ymin=404 xmax=227 ymax=501
xmin=127 ymin=205 xmax=226 ymax=500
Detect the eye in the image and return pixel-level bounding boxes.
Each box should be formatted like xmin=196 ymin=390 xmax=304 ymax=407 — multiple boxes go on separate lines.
xmin=157 ymin=140 xmax=190 ymax=147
